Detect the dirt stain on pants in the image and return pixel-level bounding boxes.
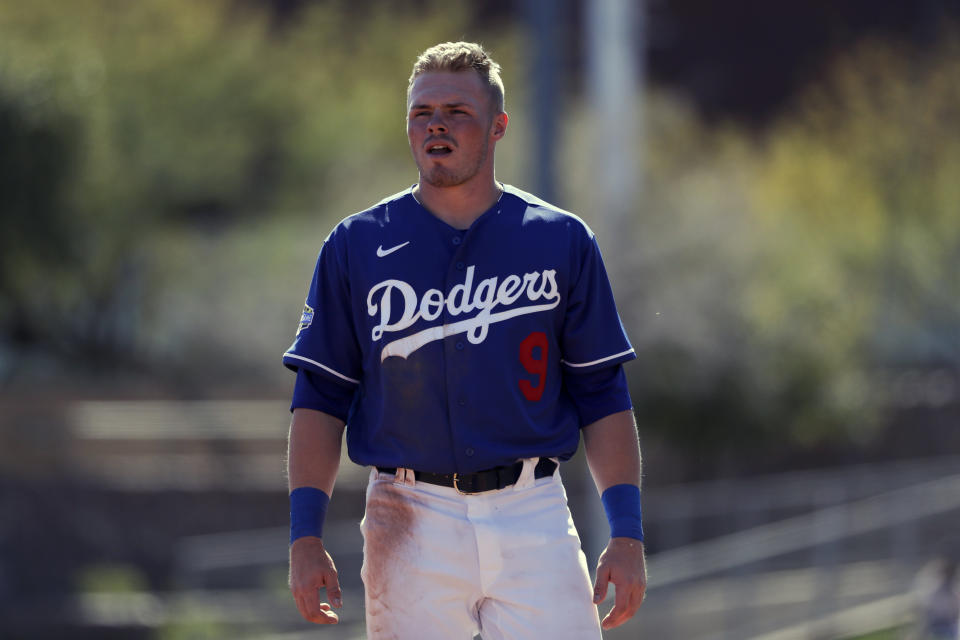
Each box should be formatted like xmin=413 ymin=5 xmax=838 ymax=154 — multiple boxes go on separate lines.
xmin=360 ymin=479 xmax=419 ymax=640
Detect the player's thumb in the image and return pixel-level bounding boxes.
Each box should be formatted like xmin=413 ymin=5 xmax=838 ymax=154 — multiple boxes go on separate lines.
xmin=593 ymin=568 xmax=610 ymax=604
xmin=326 ymin=572 xmax=343 ymax=608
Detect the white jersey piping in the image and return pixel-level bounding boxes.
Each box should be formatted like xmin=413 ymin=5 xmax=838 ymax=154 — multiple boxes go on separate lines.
xmin=284 ymin=353 xmax=360 ymax=385
xmin=561 ymin=348 xmax=635 ymax=368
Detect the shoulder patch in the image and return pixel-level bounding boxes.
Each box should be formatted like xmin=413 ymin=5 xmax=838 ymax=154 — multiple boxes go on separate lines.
xmin=296 ymin=302 xmax=314 ymax=336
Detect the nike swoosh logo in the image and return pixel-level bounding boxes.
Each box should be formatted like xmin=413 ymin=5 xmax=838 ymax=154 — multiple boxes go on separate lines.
xmin=377 ymin=241 xmax=410 ymax=258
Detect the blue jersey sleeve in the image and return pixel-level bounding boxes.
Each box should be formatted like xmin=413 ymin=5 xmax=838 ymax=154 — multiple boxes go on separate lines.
xmin=563 ymin=363 xmax=633 ymax=427
xmin=290 ymin=368 xmax=356 ymax=421
xmin=560 ymin=235 xmax=636 ymax=372
xmin=283 ymin=228 xmax=363 ymax=386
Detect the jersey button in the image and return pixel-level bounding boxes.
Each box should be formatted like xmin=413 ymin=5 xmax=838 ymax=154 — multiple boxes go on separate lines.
xmin=465 ymin=447 xmax=475 ymax=457
xmin=455 ymin=261 xmax=465 ymax=270
xmin=452 ymin=236 xmax=462 ymax=245
xmin=455 ymin=341 xmax=464 ymax=350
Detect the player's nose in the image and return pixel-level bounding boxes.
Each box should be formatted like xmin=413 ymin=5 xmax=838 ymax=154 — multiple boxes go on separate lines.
xmin=426 ymin=114 xmax=448 ymax=134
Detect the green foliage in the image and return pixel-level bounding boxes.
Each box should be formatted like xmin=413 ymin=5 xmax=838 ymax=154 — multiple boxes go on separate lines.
xmin=742 ymin=34 xmax=960 ymax=441
xmin=155 ymin=618 xmax=230 ymax=640
xmin=4 ymin=0 xmax=955 ymax=455
xmin=569 ymin=32 xmax=960 ymax=453
xmin=0 ymin=0 xmax=493 ymax=367
xmin=74 ymin=563 xmax=149 ymax=593
xmin=750 ymin=35 xmax=960 ymax=366
xmin=840 ymin=627 xmax=907 ymax=640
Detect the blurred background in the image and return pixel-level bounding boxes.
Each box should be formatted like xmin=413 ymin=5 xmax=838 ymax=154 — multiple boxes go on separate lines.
xmin=1 ymin=0 xmax=959 ymax=638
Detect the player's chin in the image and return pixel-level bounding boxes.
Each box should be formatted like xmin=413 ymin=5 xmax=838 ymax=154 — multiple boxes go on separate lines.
xmin=421 ymin=167 xmax=466 ymax=188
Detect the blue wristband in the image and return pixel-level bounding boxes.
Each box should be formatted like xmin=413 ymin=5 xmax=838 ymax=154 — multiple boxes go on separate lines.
xmin=600 ymin=483 xmax=644 ymax=541
xmin=290 ymin=487 xmax=330 ymax=544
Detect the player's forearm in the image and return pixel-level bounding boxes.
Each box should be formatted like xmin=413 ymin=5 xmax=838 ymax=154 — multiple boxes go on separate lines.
xmin=581 ymin=409 xmax=641 ymax=494
xmin=287 ymin=407 xmax=346 ymax=495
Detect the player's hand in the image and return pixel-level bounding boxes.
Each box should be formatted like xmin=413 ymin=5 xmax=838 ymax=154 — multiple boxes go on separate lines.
xmin=593 ymin=537 xmax=646 ymax=630
xmin=289 ymin=536 xmax=342 ymax=624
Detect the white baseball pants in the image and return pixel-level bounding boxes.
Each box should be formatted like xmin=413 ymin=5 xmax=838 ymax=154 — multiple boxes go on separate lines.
xmin=360 ymin=458 xmax=603 ymax=640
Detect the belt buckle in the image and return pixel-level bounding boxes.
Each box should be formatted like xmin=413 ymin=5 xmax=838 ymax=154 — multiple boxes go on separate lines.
xmin=452 ymin=473 xmax=478 ymax=495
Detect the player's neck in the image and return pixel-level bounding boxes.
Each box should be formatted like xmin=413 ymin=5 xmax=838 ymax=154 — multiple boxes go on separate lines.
xmin=414 ymin=177 xmax=503 ymax=231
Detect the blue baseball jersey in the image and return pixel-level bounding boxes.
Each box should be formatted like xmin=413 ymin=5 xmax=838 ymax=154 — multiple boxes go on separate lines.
xmin=283 ymin=184 xmax=635 ymax=473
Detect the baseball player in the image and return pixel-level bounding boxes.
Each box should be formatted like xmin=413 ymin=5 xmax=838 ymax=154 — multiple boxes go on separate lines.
xmin=284 ymin=41 xmax=646 ymax=639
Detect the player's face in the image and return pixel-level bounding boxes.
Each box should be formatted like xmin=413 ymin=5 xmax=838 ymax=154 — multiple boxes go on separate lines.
xmin=407 ymin=71 xmax=507 ymax=189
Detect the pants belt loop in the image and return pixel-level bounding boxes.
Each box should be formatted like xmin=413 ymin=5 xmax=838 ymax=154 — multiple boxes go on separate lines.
xmin=392 ymin=467 xmax=416 ymax=487
xmin=513 ymin=457 xmax=539 ymax=491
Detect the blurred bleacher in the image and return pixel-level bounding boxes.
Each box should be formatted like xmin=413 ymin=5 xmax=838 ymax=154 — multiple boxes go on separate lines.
xmin=1 ymin=398 xmax=958 ymax=639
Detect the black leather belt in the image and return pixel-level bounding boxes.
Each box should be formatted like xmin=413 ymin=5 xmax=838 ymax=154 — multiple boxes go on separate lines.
xmin=376 ymin=458 xmax=557 ymax=494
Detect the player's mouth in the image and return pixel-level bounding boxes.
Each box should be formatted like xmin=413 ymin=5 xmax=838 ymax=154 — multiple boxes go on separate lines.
xmin=425 ymin=140 xmax=454 ymax=156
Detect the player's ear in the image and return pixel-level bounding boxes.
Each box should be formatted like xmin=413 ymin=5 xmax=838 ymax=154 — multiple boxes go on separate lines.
xmin=490 ymin=112 xmax=508 ymax=141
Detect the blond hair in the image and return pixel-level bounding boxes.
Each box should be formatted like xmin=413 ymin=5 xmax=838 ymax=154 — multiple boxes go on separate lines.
xmin=408 ymin=41 xmax=505 ymax=112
